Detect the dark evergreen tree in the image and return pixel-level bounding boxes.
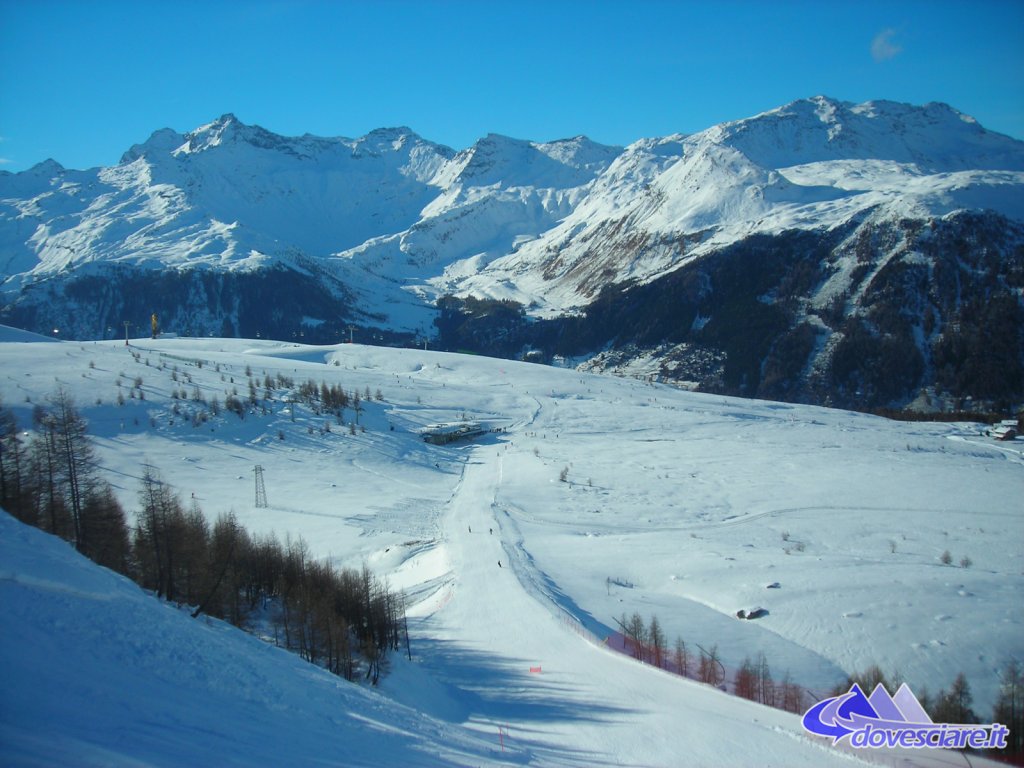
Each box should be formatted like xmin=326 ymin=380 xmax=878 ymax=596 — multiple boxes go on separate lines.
xmin=993 ymin=660 xmax=1023 ymax=758
xmin=30 ymin=404 xmax=72 ymax=540
xmin=648 ymin=614 xmax=666 ymax=668
xmin=49 ymin=388 xmax=97 ymax=550
xmin=755 ymin=651 xmax=775 ymax=707
xmin=931 ymin=672 xmax=977 ymax=724
xmin=0 ymin=399 xmax=28 ymax=521
xmin=734 ymin=656 xmax=757 ymax=700
xmin=134 ymin=467 xmax=192 ymax=601
xmin=779 ymin=671 xmax=804 ymax=713
xmin=673 ymin=636 xmax=690 ymax=678
xmin=79 ymin=484 xmax=131 ymax=575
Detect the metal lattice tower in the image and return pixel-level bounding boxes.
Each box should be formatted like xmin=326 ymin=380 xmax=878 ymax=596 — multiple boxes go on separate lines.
xmin=254 ymin=464 xmax=268 ymax=508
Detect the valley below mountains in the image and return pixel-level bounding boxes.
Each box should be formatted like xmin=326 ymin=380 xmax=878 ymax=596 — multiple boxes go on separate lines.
xmin=2 ymin=96 xmax=1022 ymax=412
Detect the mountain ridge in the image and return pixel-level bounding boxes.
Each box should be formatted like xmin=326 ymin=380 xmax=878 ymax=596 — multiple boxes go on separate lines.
xmin=2 ymin=96 xmax=1022 ymax=411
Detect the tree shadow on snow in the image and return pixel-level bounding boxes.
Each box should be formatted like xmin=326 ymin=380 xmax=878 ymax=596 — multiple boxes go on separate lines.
xmin=390 ymin=633 xmax=637 ymax=766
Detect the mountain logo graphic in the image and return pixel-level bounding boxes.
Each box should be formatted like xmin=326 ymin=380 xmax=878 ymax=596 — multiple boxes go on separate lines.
xmin=802 ymin=682 xmax=932 ymax=743
xmin=801 ymin=683 xmax=1008 ymax=750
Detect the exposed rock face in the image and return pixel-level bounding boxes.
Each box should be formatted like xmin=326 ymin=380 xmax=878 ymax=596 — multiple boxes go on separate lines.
xmin=437 ymin=211 xmax=1024 ymax=411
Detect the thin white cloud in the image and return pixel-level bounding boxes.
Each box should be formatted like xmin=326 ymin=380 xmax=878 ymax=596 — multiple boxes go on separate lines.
xmin=871 ymin=28 xmax=902 ymax=62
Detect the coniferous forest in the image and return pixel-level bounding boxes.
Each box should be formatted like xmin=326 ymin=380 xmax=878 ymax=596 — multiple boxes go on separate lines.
xmin=0 ymin=390 xmax=405 ymax=684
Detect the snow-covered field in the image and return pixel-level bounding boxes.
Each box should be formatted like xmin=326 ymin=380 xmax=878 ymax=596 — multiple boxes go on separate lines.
xmin=1 ymin=329 xmax=1020 ymax=766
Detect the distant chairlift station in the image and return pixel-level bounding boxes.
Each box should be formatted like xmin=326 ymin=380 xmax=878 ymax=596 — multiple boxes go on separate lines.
xmin=419 ymin=421 xmax=487 ymax=445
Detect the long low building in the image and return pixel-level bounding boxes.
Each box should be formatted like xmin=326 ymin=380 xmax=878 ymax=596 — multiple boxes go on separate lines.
xmin=419 ymin=421 xmax=486 ymax=445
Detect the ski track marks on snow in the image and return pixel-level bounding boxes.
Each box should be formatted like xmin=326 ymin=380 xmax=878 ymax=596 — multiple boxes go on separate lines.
xmin=0 ymin=334 xmax=1018 ymax=767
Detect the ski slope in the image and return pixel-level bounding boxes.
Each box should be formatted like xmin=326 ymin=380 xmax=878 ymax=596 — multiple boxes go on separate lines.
xmin=1 ymin=329 xmax=1020 ymax=766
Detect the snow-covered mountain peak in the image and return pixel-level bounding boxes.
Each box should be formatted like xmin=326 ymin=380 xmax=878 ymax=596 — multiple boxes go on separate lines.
xmin=28 ymin=157 xmax=66 ymax=175
xmin=13 ymin=157 xmax=64 ymax=181
xmin=120 ymin=127 xmax=187 ymax=165
xmin=354 ymin=125 xmax=419 ymax=151
xmin=711 ymin=96 xmax=1024 ymax=172
xmin=348 ymin=127 xmax=456 ymax=181
xmin=0 ymin=157 xmax=65 ymax=184
xmin=0 ymin=158 xmax=72 ymax=201
xmin=205 ymin=112 xmax=241 ymax=129
xmin=534 ymin=134 xmax=624 ymax=175
xmin=446 ymin=132 xmax=620 ymax=190
xmin=456 ymin=133 xmax=536 ymax=182
xmin=172 ymin=113 xmax=293 ymax=157
xmin=2 ymin=98 xmax=1022 ymax=361
xmin=174 ymin=113 xmax=237 ymax=154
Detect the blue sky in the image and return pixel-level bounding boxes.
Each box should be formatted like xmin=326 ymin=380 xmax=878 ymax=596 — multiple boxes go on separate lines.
xmin=1 ymin=0 xmax=1022 ymax=173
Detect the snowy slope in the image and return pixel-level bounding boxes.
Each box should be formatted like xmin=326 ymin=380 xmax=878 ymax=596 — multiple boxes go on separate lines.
xmin=462 ymin=98 xmax=1024 ymax=312
xmin=0 ymin=510 xmax=511 ymax=767
xmin=1 ymin=329 xmax=1019 ymax=766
